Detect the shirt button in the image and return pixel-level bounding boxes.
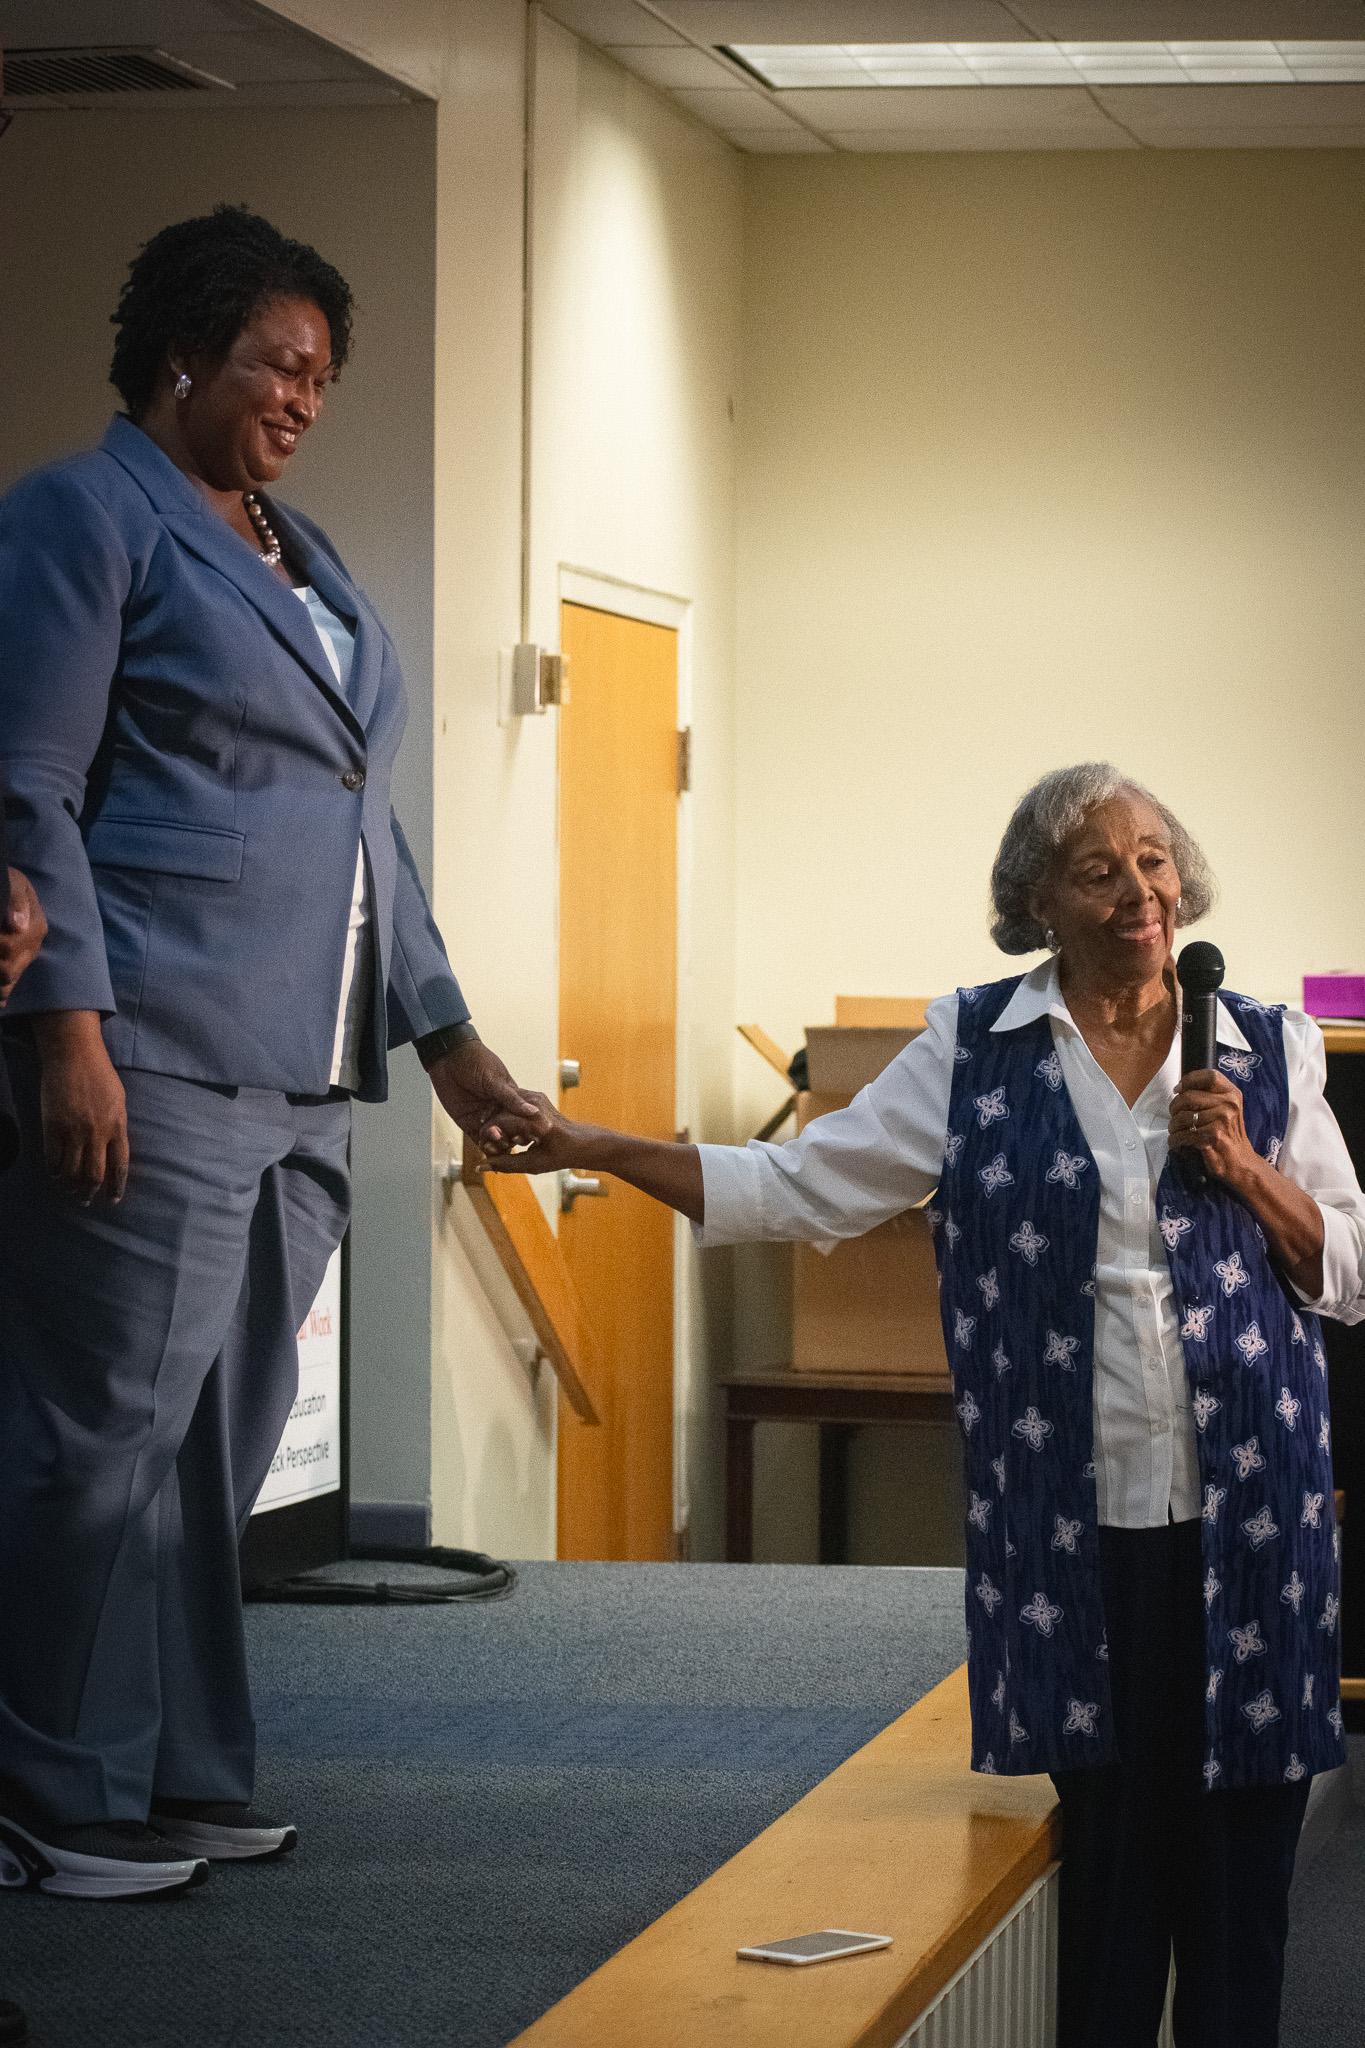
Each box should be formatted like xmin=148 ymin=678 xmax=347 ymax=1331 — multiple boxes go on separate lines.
xmin=1124 ymin=1138 xmax=1137 ymax=1151
xmin=1128 ymin=1187 xmax=1144 ymax=1206
xmin=341 ymin=769 xmax=366 ymax=792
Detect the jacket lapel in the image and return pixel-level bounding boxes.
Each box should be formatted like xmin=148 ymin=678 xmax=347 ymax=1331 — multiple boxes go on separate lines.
xmin=102 ymin=416 xmax=366 ymax=744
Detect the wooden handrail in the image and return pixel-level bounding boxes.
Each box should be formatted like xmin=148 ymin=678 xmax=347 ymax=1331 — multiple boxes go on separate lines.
xmin=455 ymin=1142 xmax=603 ymax=1424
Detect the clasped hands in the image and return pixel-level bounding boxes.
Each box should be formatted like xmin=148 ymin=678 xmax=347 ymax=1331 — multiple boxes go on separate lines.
xmin=426 ymin=1039 xmax=550 ymax=1153
xmin=474 ymin=1090 xmax=588 ymax=1174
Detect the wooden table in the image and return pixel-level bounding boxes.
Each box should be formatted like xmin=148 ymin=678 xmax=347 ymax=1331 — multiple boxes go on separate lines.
xmin=721 ymin=1368 xmax=956 ymax=1564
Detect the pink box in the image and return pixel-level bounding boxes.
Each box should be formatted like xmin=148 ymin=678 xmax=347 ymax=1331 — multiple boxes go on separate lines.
xmin=1303 ymin=972 xmax=1365 ymax=1018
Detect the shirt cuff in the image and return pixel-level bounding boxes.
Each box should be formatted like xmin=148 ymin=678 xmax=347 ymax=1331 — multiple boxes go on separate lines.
xmin=1290 ymin=1199 xmax=1361 ymax=1317
xmin=691 ymin=1141 xmax=765 ymax=1248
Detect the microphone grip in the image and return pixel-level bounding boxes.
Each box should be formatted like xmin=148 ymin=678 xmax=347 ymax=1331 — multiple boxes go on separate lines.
xmin=1181 ymin=992 xmax=1216 ymax=1076
xmin=1179 ymin=990 xmax=1216 ymax=1192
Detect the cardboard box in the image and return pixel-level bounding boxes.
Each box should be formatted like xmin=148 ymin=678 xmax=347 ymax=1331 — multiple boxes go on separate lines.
xmin=833 ymin=996 xmax=932 ymax=1030
xmin=804 ymin=1025 xmax=916 ymax=1095
xmin=791 ymin=1089 xmax=949 ymax=1381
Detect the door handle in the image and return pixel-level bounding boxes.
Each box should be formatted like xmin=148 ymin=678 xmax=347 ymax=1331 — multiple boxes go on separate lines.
xmin=559 ymin=1058 xmax=582 ymax=1091
xmin=560 ymin=1171 xmax=607 ymax=1213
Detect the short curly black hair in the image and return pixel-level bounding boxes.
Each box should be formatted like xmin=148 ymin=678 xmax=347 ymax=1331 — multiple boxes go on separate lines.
xmin=109 ymin=204 xmax=353 ymax=418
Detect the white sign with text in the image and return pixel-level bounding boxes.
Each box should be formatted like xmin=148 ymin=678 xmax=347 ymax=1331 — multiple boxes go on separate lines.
xmin=252 ymin=1246 xmax=343 ymax=1515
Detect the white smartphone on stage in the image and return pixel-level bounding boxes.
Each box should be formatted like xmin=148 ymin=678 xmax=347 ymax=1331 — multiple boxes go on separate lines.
xmin=736 ymin=1929 xmax=892 ymax=1966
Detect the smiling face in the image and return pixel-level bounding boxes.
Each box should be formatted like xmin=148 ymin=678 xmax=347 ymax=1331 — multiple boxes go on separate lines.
xmin=1036 ymin=791 xmax=1182 ymax=993
xmin=173 ymin=294 xmax=334 ymax=491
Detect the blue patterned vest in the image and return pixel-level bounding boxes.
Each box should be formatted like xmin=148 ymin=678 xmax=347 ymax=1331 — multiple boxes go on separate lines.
xmin=930 ymin=976 xmax=1343 ymax=1790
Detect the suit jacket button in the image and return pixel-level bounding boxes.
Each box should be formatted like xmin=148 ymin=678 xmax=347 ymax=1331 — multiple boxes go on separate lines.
xmin=341 ymin=769 xmax=366 ymax=791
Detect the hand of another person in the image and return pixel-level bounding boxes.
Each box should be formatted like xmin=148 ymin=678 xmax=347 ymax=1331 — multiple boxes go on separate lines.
xmin=481 ymin=1095 xmax=705 ymax=1220
xmin=427 ymin=1038 xmax=542 ymax=1151
xmin=0 ymin=868 xmax=48 ymax=1007
xmin=33 ymin=1012 xmax=129 ymax=1204
xmin=479 ymin=1092 xmax=593 ymax=1174
xmin=1168 ymin=1069 xmax=1261 ymax=1189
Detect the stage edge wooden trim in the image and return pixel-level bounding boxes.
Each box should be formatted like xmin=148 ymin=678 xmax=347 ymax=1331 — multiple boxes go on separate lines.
xmin=457 ymin=1141 xmax=602 ymax=1425
xmin=512 ymin=1664 xmax=1058 ymax=2048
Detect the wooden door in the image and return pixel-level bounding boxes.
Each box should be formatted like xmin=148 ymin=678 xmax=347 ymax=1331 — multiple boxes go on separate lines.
xmin=557 ymin=601 xmax=678 ymax=1560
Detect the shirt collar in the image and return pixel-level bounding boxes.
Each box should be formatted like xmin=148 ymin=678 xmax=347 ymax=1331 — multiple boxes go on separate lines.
xmin=989 ymin=955 xmax=1250 ymax=1052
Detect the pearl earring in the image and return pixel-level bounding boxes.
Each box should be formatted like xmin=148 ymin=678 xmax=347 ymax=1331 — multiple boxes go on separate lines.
xmin=1045 ymin=928 xmax=1057 ymax=951
xmin=174 ymin=372 xmax=192 ymax=401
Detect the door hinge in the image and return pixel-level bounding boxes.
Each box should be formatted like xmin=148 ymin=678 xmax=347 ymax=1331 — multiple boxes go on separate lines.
xmin=676 ymin=725 xmax=692 ymax=795
xmin=510 ymin=644 xmax=569 ymax=716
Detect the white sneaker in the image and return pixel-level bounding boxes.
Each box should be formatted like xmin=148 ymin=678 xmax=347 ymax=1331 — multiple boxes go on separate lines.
xmin=150 ymin=1801 xmax=297 ymax=1863
xmin=0 ymin=1815 xmax=208 ymax=1900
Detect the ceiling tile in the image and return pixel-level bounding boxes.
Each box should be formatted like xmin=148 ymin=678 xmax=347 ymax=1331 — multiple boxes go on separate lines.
xmin=1096 ymin=80 xmax=1365 ymax=125
xmin=663 ymin=3 xmax=1032 ymax=42
xmin=728 ymin=127 xmax=834 ymax=149
xmin=538 ymin=1 xmax=687 ymax=45
xmin=778 ymin=84 xmax=1119 ymax=131
xmin=605 ymin=45 xmax=744 ymax=88
xmin=674 ymin=85 xmax=806 ymax=127
xmin=828 ymin=124 xmax=1139 ymax=149
xmin=1009 ymin=2 xmax=1365 ymax=32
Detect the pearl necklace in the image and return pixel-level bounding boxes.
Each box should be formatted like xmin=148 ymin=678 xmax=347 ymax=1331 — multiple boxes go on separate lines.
xmin=243 ymin=492 xmax=283 ymax=568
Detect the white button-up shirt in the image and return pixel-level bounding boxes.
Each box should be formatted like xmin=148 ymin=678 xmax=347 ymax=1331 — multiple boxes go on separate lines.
xmin=699 ymin=959 xmax=1365 ymax=1528
xmin=294 ymin=585 xmax=374 ymax=1092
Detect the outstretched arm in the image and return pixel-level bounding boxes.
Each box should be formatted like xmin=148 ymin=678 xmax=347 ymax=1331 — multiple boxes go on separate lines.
xmin=483 ymin=1093 xmax=704 ymax=1223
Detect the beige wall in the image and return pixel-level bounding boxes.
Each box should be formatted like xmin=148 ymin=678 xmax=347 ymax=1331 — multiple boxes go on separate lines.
xmin=736 ymin=150 xmax=1365 ymax=1087
xmin=427 ymin=11 xmax=743 ymax=1558
xmin=736 ymin=148 xmax=1365 ymax=1562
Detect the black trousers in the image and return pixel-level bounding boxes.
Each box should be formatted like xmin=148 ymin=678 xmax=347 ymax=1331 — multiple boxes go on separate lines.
xmin=1050 ymin=1520 xmax=1310 ymax=2048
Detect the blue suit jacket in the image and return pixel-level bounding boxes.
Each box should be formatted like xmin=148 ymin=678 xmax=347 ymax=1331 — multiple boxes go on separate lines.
xmin=0 ymin=416 xmax=468 ymax=1101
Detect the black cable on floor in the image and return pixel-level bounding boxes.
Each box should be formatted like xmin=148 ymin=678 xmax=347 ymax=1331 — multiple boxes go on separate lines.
xmin=243 ymin=1544 xmax=517 ymax=1606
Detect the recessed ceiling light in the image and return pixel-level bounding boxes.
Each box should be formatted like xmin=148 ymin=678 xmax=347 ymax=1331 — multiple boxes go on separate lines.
xmin=727 ymin=41 xmax=1365 ymax=90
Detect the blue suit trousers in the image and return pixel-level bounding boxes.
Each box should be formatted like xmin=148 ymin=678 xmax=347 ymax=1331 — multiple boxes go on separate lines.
xmin=0 ymin=1046 xmax=350 ymax=1825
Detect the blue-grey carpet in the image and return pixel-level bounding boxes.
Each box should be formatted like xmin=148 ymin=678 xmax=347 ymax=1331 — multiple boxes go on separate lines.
xmin=6 ymin=1565 xmax=1355 ymax=2046
xmin=1281 ymin=1733 xmax=1365 ymax=2048
xmin=2 ymin=1563 xmax=968 ymax=2048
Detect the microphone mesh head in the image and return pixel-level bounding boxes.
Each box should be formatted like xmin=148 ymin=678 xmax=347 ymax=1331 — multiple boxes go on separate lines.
xmin=1177 ymin=941 xmax=1225 ymax=994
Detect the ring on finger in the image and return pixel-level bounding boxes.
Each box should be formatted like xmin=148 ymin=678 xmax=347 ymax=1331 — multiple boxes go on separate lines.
xmin=1192 ymin=1110 xmax=1200 ymax=1130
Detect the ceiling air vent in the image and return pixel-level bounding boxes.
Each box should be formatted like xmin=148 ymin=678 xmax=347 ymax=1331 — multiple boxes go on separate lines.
xmin=3 ymin=47 xmax=234 ymax=99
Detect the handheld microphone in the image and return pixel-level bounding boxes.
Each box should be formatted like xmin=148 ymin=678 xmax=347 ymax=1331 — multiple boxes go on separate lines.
xmin=1177 ymin=941 xmax=1225 ymax=1075
xmin=1176 ymin=942 xmax=1225 ymax=1193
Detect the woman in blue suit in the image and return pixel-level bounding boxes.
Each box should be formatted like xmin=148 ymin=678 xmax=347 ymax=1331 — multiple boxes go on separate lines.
xmin=0 ymin=207 xmax=535 ymax=1901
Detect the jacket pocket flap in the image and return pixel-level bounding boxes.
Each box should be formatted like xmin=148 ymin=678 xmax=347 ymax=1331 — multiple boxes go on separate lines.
xmin=85 ymin=817 xmax=244 ymax=882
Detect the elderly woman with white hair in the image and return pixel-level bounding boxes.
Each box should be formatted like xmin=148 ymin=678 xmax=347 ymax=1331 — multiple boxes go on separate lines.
xmin=488 ymin=762 xmax=1365 ymax=2048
